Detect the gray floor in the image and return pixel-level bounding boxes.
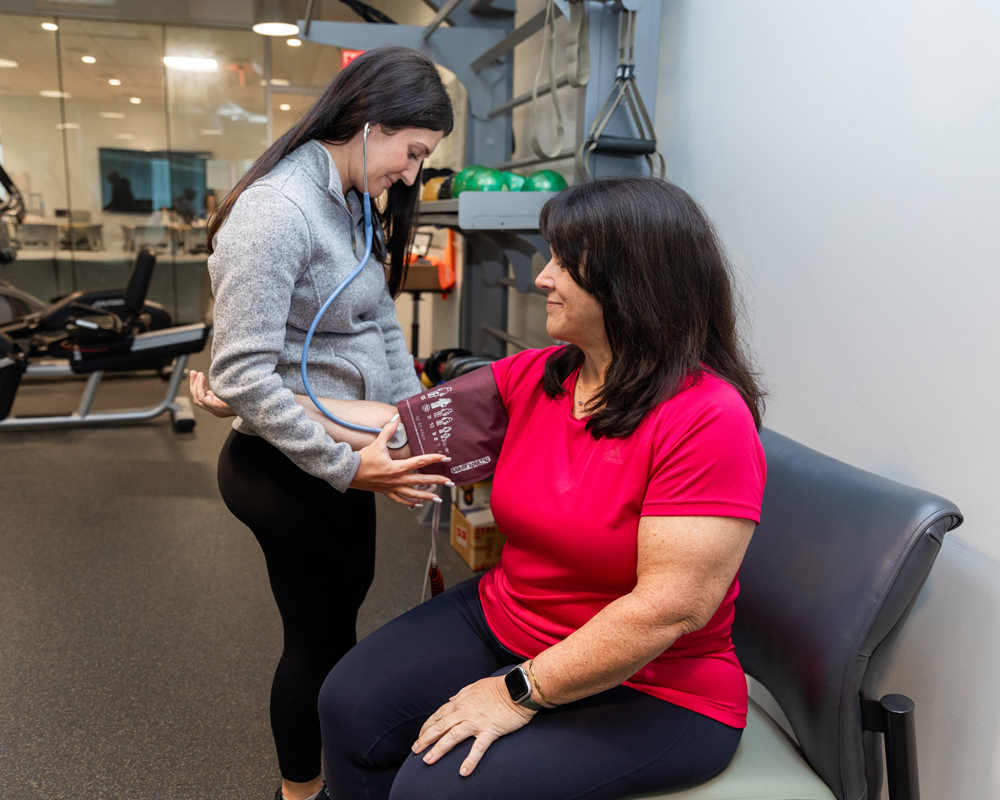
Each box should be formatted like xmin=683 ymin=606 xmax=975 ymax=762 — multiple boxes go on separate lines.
xmin=0 ymin=346 xmax=473 ymax=799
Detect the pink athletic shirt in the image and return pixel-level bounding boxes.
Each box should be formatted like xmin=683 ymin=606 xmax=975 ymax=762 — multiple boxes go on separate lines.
xmin=479 ymin=346 xmax=766 ymax=728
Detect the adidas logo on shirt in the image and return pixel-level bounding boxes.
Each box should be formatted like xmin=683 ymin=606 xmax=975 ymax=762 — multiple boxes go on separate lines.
xmin=604 ymin=446 xmax=624 ymax=465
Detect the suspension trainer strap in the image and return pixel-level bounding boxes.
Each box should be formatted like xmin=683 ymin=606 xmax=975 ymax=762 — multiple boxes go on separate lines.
xmin=565 ymin=0 xmax=590 ymax=89
xmin=531 ymin=0 xmax=565 ymax=160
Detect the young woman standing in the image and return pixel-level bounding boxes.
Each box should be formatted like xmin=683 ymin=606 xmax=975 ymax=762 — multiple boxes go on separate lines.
xmin=204 ymin=47 xmax=455 ymax=800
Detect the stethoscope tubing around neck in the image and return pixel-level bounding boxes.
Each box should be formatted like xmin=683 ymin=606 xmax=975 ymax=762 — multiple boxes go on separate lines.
xmin=300 ymin=122 xmax=383 ymax=436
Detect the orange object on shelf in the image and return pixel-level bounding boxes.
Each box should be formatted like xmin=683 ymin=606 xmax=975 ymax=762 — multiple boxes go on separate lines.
xmin=439 ymin=229 xmax=456 ymax=295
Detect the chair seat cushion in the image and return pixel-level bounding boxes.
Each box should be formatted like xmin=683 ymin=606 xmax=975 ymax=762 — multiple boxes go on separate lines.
xmin=627 ymin=700 xmax=837 ymax=800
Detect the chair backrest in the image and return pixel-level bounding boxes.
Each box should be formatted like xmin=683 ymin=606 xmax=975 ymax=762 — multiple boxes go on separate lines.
xmin=734 ymin=429 xmax=962 ymax=800
xmin=123 ymin=246 xmax=156 ymax=319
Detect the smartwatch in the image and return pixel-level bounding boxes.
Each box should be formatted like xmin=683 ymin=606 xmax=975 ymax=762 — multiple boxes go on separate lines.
xmin=387 ymin=422 xmax=408 ymax=450
xmin=504 ymin=665 xmax=543 ymax=711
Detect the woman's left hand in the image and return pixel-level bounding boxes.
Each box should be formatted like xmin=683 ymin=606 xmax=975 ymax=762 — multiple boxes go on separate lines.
xmin=413 ymin=675 xmax=536 ymax=777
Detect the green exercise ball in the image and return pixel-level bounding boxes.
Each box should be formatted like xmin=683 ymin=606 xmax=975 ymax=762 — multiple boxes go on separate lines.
xmin=452 ymin=165 xmax=484 ymax=197
xmin=503 ymin=171 xmax=526 ymax=191
xmin=466 ymin=167 xmax=508 ymax=193
xmin=521 ymin=169 xmax=568 ymax=192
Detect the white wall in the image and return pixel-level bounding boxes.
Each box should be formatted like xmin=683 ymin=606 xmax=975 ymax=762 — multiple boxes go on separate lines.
xmin=654 ymin=1 xmax=1000 ymax=797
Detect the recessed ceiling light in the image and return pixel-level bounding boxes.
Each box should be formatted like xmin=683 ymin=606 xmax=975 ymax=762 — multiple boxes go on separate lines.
xmin=162 ymin=56 xmax=219 ymax=72
xmin=100 ymin=112 xmax=126 ymax=119
xmin=115 ymin=134 xmax=135 ymax=140
xmin=0 ymin=59 xmax=19 ymax=69
xmin=279 ymin=103 xmax=291 ymax=111
xmin=129 ymin=97 xmax=141 ymax=104
xmin=286 ymin=38 xmax=302 ymax=47
xmin=40 ymin=90 xmax=71 ymax=99
xmin=199 ymin=129 xmax=223 ymax=135
xmin=56 ymin=123 xmax=80 ymax=130
xmin=81 ymin=56 xmax=96 ymax=64
xmin=41 ymin=22 xmax=59 ymax=31
xmin=108 ymin=79 xmax=121 ymax=86
xmin=252 ymin=22 xmax=299 ymax=36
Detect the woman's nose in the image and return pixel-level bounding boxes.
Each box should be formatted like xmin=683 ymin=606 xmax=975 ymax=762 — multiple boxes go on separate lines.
xmin=536 ymin=259 xmax=557 ymax=289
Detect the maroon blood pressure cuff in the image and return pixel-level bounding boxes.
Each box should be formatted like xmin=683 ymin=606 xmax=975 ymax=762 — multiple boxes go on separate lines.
xmin=397 ymin=366 xmax=508 ymax=484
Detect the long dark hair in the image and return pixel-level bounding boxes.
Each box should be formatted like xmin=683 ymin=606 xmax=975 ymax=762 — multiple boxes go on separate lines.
xmin=539 ymin=177 xmax=765 ymax=437
xmin=208 ymin=46 xmax=454 ymax=297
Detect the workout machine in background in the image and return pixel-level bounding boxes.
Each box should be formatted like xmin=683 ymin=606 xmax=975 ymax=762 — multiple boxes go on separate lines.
xmin=0 ymin=248 xmax=210 ymax=433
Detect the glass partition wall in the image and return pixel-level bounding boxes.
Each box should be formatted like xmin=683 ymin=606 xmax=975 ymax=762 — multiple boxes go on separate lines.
xmin=0 ymin=14 xmax=341 ymax=321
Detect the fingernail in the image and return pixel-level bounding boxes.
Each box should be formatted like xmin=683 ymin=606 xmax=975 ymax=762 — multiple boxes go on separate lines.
xmin=445 ymin=481 xmax=455 ymax=487
xmin=460 ymin=767 xmax=469 ymax=777
xmin=423 ymin=755 xmax=431 ymax=764
xmin=442 ymin=457 xmax=452 ymax=462
xmin=414 ymin=504 xmax=424 ymax=508
xmin=432 ymin=497 xmax=443 ymax=504
xmin=391 ymin=413 xmax=400 ymax=422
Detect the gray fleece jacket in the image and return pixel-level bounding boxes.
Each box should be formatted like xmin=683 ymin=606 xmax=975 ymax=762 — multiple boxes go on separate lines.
xmin=208 ymin=139 xmax=422 ymax=492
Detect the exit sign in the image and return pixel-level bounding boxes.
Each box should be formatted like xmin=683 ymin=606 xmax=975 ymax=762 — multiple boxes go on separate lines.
xmin=342 ymin=50 xmax=364 ymax=68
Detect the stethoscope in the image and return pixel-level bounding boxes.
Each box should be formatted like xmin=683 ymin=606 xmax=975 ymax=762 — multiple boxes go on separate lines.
xmin=300 ymin=122 xmax=405 ymax=448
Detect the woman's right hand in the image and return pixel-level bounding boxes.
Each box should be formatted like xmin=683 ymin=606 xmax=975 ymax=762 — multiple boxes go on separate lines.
xmin=351 ymin=416 xmax=454 ymax=507
xmin=189 ymin=370 xmax=237 ymax=418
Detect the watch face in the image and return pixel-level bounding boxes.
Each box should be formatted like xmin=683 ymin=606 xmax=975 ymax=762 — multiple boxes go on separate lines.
xmin=505 ymin=666 xmax=531 ymax=703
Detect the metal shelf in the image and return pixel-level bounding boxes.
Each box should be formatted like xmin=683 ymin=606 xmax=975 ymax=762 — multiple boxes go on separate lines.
xmin=418 ymin=191 xmax=558 ymax=231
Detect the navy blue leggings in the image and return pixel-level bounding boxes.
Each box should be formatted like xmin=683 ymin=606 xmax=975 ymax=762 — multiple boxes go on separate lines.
xmin=319 ymin=577 xmax=741 ymax=800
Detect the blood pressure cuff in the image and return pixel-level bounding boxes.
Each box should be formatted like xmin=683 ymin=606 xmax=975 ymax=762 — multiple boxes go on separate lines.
xmin=397 ymin=365 xmax=508 ymax=484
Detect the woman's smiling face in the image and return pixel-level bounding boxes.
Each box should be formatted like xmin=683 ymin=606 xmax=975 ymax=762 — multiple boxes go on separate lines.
xmin=535 ymin=250 xmax=606 ymax=347
xmin=359 ymin=126 xmax=443 ymax=196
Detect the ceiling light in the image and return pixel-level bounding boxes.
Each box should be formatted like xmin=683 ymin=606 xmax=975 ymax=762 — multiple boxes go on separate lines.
xmin=81 ymin=56 xmax=96 ymax=64
xmin=279 ymin=103 xmax=291 ymax=111
xmin=100 ymin=112 xmax=126 ymax=119
xmin=41 ymin=22 xmax=59 ymax=31
xmin=259 ymin=78 xmax=290 ymax=86
xmin=108 ymin=79 xmax=121 ymax=86
xmin=129 ymin=97 xmax=141 ymax=104
xmin=199 ymin=129 xmax=223 ymax=135
xmin=286 ymin=38 xmax=302 ymax=47
xmin=56 ymin=123 xmax=80 ymax=130
xmin=0 ymin=59 xmax=19 ymax=68
xmin=162 ymin=56 xmax=219 ymax=72
xmin=40 ymin=90 xmax=71 ymax=98
xmin=253 ymin=0 xmax=299 ymax=36
xmin=115 ymin=134 xmax=135 ymax=140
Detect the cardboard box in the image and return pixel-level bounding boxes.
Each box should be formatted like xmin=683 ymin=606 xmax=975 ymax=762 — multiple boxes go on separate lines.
xmin=450 ymin=503 xmax=506 ymax=571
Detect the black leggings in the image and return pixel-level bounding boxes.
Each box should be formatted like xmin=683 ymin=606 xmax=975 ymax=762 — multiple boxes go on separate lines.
xmin=218 ymin=430 xmax=376 ymax=783
xmin=319 ymin=577 xmax=742 ymax=800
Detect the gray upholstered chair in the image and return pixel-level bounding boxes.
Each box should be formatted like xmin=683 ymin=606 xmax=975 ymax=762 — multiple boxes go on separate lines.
xmin=630 ymin=428 xmax=963 ymax=800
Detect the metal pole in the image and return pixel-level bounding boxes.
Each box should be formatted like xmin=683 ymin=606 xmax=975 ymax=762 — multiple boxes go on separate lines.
xmin=882 ymin=694 xmax=920 ymax=800
xmin=411 ymin=291 xmax=421 ymax=358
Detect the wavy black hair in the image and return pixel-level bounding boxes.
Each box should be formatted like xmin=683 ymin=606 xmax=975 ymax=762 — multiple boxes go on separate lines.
xmin=208 ymin=46 xmax=454 ymax=297
xmin=539 ymin=177 xmax=765 ymax=438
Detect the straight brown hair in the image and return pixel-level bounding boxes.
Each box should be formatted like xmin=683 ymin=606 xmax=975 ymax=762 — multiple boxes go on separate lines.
xmin=208 ymin=46 xmax=453 ymax=297
xmin=539 ymin=177 xmax=765 ymax=438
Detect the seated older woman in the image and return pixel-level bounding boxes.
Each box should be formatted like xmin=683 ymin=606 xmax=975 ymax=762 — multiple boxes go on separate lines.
xmin=315 ymin=177 xmax=767 ymax=800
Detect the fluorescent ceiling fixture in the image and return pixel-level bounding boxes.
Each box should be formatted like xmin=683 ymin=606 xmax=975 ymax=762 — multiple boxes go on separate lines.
xmin=108 ymin=79 xmax=121 ymax=86
xmin=100 ymin=112 xmax=126 ymax=118
xmin=252 ymin=22 xmax=299 ymax=36
xmin=162 ymin=56 xmax=219 ymax=72
xmin=81 ymin=56 xmax=96 ymax=64
xmin=259 ymin=78 xmax=290 ymax=87
xmin=129 ymin=97 xmax=142 ymax=104
xmin=56 ymin=123 xmax=80 ymax=130
xmin=0 ymin=59 xmax=19 ymax=68
xmin=41 ymin=22 xmax=59 ymax=31
xmin=286 ymin=38 xmax=302 ymax=47
xmin=40 ymin=90 xmax=71 ymax=98
xmin=279 ymin=103 xmax=291 ymax=111
xmin=199 ymin=129 xmax=223 ymax=135
xmin=115 ymin=134 xmax=135 ymax=140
